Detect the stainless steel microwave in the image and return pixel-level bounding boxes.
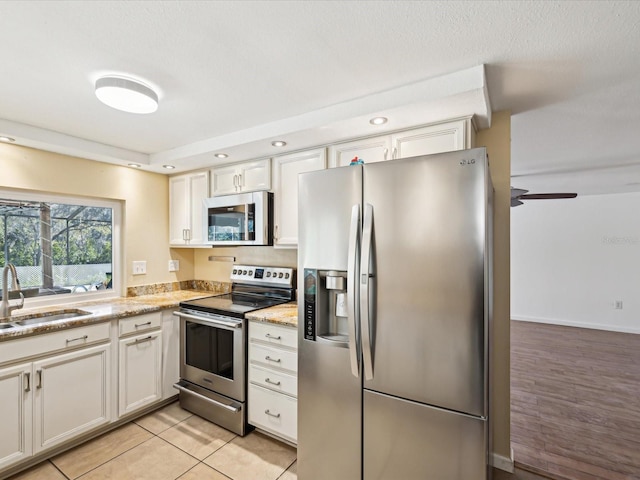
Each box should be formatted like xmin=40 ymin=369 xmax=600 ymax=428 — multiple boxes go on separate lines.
xmin=203 ymin=191 xmax=273 ymax=246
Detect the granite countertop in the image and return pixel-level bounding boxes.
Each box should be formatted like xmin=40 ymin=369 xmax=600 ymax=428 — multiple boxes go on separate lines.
xmin=0 ymin=290 xmax=213 ymax=341
xmin=246 ymin=301 xmax=298 ymax=328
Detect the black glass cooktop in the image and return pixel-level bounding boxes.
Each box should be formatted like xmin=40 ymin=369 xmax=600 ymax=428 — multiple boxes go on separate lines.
xmin=179 ymin=293 xmax=289 ymax=319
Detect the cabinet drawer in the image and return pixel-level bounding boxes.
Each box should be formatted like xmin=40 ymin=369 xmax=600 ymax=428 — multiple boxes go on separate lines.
xmin=249 ymin=321 xmax=297 ymax=350
xmin=0 ymin=322 xmax=110 ymax=366
xmin=249 ymin=343 xmax=297 ymax=373
xmin=249 ymin=364 xmax=297 ymax=397
xmin=119 ymin=312 xmax=162 ymax=337
xmin=249 ymin=384 xmax=297 ymax=444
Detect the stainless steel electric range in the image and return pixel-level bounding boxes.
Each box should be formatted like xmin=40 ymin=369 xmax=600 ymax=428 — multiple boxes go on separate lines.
xmin=173 ymin=265 xmax=295 ymax=435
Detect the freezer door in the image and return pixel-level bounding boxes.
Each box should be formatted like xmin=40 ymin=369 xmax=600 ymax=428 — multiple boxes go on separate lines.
xmin=364 ymin=390 xmax=487 ymax=480
xmin=362 ymin=149 xmax=490 ymax=417
xmin=297 ymin=166 xmax=363 ymax=480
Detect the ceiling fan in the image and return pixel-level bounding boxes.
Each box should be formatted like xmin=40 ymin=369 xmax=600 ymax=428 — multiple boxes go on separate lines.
xmin=510 ymin=187 xmax=577 ymax=207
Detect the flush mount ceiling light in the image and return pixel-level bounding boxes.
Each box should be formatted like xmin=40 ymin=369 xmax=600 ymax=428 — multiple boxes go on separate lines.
xmin=128 ymin=163 xmax=141 ymax=168
xmin=0 ymin=136 xmax=16 ymax=142
xmin=214 ymin=153 xmax=228 ymax=159
xmin=271 ymin=140 xmax=287 ymax=147
xmin=369 ymin=116 xmax=388 ymax=125
xmin=163 ymin=165 xmax=175 ymax=170
xmin=95 ymin=76 xmax=158 ymax=114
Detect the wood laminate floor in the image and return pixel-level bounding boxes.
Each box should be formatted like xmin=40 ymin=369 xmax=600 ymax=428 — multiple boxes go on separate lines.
xmin=511 ymin=320 xmax=640 ymax=480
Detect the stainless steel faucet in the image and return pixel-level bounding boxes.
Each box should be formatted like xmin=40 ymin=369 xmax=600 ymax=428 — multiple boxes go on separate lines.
xmin=1 ymin=264 xmax=25 ymax=319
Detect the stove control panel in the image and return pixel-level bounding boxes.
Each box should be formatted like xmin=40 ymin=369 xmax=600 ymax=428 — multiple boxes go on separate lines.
xmin=231 ymin=265 xmax=295 ymax=287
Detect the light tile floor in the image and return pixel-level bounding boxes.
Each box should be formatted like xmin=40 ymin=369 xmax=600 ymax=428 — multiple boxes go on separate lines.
xmin=8 ymin=402 xmax=297 ymax=480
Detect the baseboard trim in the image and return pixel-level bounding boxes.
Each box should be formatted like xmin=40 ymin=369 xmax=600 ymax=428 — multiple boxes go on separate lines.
xmin=490 ymin=449 xmax=514 ymax=473
xmin=511 ymin=315 xmax=640 ymax=335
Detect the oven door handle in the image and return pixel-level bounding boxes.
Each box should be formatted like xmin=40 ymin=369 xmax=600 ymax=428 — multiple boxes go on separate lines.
xmin=173 ymin=311 xmax=242 ymax=329
xmin=173 ymin=383 xmax=241 ymax=413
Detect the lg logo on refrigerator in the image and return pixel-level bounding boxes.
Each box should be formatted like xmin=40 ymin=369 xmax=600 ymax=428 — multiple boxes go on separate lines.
xmin=459 ymin=159 xmax=476 ymax=166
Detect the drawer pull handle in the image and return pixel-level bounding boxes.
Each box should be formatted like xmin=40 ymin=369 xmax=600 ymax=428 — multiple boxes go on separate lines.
xmin=265 ymin=333 xmax=282 ymax=340
xmin=66 ymin=335 xmax=88 ymax=344
xmin=265 ymin=409 xmax=281 ymax=418
xmin=265 ymin=377 xmax=281 ymax=386
xmin=134 ymin=335 xmax=153 ymax=344
xmin=265 ymin=356 xmax=281 ymax=363
xmin=135 ymin=321 xmax=152 ymax=328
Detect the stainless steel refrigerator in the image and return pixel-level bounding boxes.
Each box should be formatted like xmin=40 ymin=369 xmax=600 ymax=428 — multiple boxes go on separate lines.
xmin=297 ymin=147 xmax=492 ymax=480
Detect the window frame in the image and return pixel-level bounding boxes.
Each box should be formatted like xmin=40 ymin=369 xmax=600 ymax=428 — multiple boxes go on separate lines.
xmin=0 ymin=187 xmax=123 ymax=308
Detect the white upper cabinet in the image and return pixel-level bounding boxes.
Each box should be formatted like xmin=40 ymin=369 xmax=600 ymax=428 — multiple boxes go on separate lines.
xmin=328 ymin=117 xmax=475 ymax=168
xmin=211 ymin=159 xmax=271 ymax=196
xmin=273 ymin=148 xmax=326 ymax=248
xmin=169 ymin=171 xmax=209 ymax=247
xmin=392 ymin=117 xmax=475 ymax=159
xmin=328 ymin=135 xmax=392 ymax=168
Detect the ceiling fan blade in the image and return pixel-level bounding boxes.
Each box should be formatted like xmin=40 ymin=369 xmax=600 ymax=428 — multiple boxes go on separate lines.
xmin=518 ymin=193 xmax=577 ymax=200
xmin=511 ymin=198 xmax=524 ymax=207
xmin=510 ymin=188 xmax=529 ymax=198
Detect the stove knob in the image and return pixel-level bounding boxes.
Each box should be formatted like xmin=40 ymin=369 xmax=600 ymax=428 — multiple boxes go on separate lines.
xmin=266 ymin=272 xmax=271 ymax=277
xmin=278 ymin=272 xmax=284 ymax=278
xmin=232 ymin=269 xmax=237 ymax=274
xmin=285 ymin=273 xmax=290 ymax=279
xmin=249 ymin=270 xmax=253 ymax=276
xmin=243 ymin=270 xmax=248 ymax=275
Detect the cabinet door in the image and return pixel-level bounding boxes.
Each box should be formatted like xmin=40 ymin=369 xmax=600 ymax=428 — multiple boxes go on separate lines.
xmin=169 ymin=171 xmax=209 ymax=246
xmin=273 ymin=148 xmax=326 ymax=248
xmin=187 ymin=171 xmax=209 ymax=245
xmin=392 ymin=118 xmax=472 ymax=159
xmin=328 ymin=135 xmax=392 ymax=168
xmin=240 ymin=159 xmax=271 ymax=192
xmin=211 ymin=164 xmax=240 ymax=196
xmin=161 ymin=310 xmax=180 ymax=400
xmin=0 ymin=363 xmax=32 ymax=470
xmin=169 ymin=175 xmax=189 ymax=245
xmin=33 ymin=344 xmax=111 ymax=454
xmin=119 ymin=331 xmax=162 ymax=416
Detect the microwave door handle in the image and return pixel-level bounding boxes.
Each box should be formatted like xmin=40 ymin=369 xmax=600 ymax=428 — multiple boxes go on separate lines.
xmin=360 ymin=203 xmax=374 ymax=381
xmin=347 ymin=204 xmax=360 ymax=378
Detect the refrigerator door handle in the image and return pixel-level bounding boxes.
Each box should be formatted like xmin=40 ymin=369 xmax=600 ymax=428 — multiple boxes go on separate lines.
xmin=347 ymin=204 xmax=360 ymax=378
xmin=360 ymin=203 xmax=374 ymax=380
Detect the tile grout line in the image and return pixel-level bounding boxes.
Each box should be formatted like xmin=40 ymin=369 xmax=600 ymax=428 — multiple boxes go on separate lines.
xmin=48 ymin=459 xmax=71 ymax=480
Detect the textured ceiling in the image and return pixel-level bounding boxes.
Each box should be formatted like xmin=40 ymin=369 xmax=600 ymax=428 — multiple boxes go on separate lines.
xmin=1 ymin=1 xmax=639 ymax=194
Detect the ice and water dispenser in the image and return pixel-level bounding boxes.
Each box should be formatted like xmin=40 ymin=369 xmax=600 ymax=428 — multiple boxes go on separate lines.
xmin=303 ymin=269 xmax=350 ymax=345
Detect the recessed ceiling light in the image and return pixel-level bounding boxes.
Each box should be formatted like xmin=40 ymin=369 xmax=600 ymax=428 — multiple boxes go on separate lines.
xmin=271 ymin=141 xmax=287 ymax=147
xmin=214 ymin=153 xmax=228 ymax=159
xmin=369 ymin=116 xmax=388 ymax=125
xmin=95 ymin=76 xmax=158 ymax=114
xmin=163 ymin=165 xmax=176 ymax=170
xmin=128 ymin=163 xmax=141 ymax=168
xmin=0 ymin=136 xmax=16 ymax=142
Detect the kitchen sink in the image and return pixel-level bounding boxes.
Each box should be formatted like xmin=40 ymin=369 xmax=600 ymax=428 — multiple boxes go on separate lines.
xmin=13 ymin=309 xmax=92 ymax=327
xmin=0 ymin=323 xmax=15 ymax=329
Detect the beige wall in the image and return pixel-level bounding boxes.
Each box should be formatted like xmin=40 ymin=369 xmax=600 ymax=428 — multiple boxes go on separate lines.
xmin=477 ymin=110 xmax=511 ymax=460
xmin=0 ymin=143 xmax=192 ymax=290
xmin=194 ymin=246 xmax=296 ymax=281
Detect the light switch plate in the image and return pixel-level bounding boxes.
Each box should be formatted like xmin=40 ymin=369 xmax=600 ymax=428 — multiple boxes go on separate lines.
xmin=168 ymin=260 xmax=179 ymax=272
xmin=132 ymin=261 xmax=147 ymax=275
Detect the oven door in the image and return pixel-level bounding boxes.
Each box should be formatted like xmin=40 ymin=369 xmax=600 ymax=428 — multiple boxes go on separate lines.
xmin=176 ymin=309 xmax=246 ymax=402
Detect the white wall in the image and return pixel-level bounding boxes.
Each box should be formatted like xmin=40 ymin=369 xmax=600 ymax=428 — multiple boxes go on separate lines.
xmin=511 ymin=191 xmax=640 ymax=333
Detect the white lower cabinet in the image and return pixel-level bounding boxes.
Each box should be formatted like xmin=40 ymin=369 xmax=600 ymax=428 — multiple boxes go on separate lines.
xmin=118 ymin=326 xmax=162 ymax=417
xmin=0 ymin=330 xmax=111 ymax=471
xmin=0 ymin=363 xmax=32 ymax=470
xmin=248 ymin=321 xmax=298 ymax=444
xmin=33 ymin=344 xmax=111 ymax=453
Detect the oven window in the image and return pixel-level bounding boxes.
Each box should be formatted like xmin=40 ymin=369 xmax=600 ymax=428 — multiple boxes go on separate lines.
xmin=207 ymin=204 xmax=255 ymax=242
xmin=185 ymin=321 xmax=234 ymax=380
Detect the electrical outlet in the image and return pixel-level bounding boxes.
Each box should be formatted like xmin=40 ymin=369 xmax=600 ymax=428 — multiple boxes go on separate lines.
xmin=132 ymin=261 xmax=147 ymax=275
xmin=614 ymin=300 xmax=623 ymax=310
xmin=168 ymin=260 xmax=179 ymax=272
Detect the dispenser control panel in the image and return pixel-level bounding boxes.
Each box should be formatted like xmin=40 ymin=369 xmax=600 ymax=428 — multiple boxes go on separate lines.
xmin=303 ymin=269 xmax=317 ymax=341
